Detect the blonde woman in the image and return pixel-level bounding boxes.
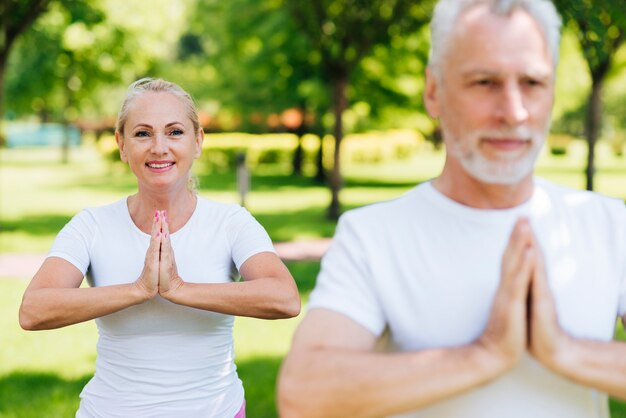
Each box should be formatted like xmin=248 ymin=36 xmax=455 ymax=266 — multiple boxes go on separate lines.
xmin=20 ymin=78 xmax=300 ymax=418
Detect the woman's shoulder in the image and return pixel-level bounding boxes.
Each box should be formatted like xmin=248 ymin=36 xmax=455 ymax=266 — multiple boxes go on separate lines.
xmin=81 ymin=198 xmax=128 ymax=218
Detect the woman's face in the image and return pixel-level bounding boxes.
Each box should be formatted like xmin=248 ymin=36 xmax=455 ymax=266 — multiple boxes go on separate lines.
xmin=116 ymin=92 xmax=203 ymax=193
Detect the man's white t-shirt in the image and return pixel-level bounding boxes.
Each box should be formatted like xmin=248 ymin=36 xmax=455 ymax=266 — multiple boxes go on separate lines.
xmin=48 ymin=197 xmax=276 ymax=418
xmin=309 ymin=178 xmax=626 ymax=418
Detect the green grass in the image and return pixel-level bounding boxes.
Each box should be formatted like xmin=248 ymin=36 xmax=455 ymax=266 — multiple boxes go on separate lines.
xmin=2 ymin=139 xmax=626 ymax=252
xmin=1 ymin=139 xmax=626 ymax=416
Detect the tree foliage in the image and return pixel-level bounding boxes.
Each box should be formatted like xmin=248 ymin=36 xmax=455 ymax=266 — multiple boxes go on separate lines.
xmin=553 ymin=0 xmax=626 ymax=190
xmin=283 ymin=0 xmax=434 ymax=218
xmin=0 ymin=0 xmax=52 ymax=145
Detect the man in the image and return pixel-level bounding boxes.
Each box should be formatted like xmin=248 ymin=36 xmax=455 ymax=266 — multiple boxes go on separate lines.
xmin=277 ymin=0 xmax=626 ymax=417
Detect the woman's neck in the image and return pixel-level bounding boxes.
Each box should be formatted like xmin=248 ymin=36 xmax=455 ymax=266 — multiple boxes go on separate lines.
xmin=127 ymin=187 xmax=197 ymax=234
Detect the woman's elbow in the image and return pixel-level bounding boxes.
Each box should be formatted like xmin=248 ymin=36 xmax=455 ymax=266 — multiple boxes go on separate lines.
xmin=279 ymin=284 xmax=301 ymax=318
xmin=18 ymin=303 xmax=39 ymax=331
xmin=282 ymin=296 xmax=301 ymax=319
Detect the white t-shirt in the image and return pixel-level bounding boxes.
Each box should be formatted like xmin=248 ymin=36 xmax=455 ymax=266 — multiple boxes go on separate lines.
xmin=48 ymin=197 xmax=276 ymax=418
xmin=309 ymin=178 xmax=626 ymax=418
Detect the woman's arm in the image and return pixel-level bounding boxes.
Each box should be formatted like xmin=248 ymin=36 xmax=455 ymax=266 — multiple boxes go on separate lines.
xmin=19 ymin=257 xmax=150 ymax=330
xmin=19 ymin=218 xmax=162 ymax=330
xmin=158 ymin=212 xmax=300 ymax=319
xmin=159 ymin=249 xmax=301 ymax=319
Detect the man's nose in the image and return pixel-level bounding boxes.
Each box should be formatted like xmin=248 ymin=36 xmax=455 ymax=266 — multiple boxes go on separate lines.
xmin=498 ymin=82 xmax=529 ymax=126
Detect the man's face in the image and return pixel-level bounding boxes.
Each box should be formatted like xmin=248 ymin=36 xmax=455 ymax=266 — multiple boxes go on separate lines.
xmin=425 ymin=6 xmax=555 ymax=185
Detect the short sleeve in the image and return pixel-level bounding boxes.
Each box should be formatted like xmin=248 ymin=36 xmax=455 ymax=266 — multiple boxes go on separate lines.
xmin=226 ymin=207 xmax=276 ymax=270
xmin=307 ymin=212 xmax=386 ymax=337
xmin=47 ymin=209 xmax=96 ymax=275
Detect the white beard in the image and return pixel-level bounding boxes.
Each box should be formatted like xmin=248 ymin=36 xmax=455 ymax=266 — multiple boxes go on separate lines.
xmin=444 ymin=126 xmax=546 ymax=185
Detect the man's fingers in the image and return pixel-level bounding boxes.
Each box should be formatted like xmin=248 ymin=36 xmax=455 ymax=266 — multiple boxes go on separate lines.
xmin=500 ymin=218 xmax=536 ymax=299
xmin=502 ymin=218 xmax=533 ymax=274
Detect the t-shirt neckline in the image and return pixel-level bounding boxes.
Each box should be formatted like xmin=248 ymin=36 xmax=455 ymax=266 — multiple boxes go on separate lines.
xmin=419 ymin=180 xmax=536 ymax=223
xmin=123 ymin=196 xmax=200 ymax=239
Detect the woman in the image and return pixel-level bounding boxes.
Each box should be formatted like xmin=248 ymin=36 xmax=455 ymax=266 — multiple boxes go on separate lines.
xmin=19 ymin=78 xmax=300 ymax=417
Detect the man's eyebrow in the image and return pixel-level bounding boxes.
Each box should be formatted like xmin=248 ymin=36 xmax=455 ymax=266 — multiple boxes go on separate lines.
xmin=459 ymin=68 xmax=552 ymax=79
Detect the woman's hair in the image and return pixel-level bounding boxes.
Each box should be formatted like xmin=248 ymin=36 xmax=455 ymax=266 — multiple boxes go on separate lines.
xmin=115 ymin=78 xmax=201 ymax=136
xmin=428 ymin=0 xmax=562 ymax=79
xmin=116 ymin=78 xmax=201 ymax=193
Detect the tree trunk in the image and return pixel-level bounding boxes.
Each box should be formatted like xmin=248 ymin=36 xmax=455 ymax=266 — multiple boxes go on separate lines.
xmin=314 ymin=134 xmax=326 ymax=183
xmin=327 ymin=75 xmax=348 ymax=220
xmin=61 ymin=76 xmax=72 ymax=164
xmin=584 ymin=76 xmax=603 ymax=191
xmin=291 ymin=106 xmax=307 ymax=176
xmin=0 ymin=53 xmax=6 ymax=147
xmin=292 ymin=134 xmax=303 ymax=175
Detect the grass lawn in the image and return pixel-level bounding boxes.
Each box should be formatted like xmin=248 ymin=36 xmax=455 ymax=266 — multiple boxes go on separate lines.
xmin=1 ymin=139 xmax=626 ymax=416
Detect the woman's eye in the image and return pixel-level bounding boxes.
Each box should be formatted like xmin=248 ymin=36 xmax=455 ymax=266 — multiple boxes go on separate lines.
xmin=135 ymin=130 xmax=150 ymax=138
xmin=170 ymin=129 xmax=184 ymax=136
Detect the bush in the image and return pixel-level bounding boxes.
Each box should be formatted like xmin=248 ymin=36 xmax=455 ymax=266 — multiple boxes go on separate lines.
xmin=97 ymin=130 xmax=429 ymax=173
xmin=547 ymin=134 xmax=573 ymax=156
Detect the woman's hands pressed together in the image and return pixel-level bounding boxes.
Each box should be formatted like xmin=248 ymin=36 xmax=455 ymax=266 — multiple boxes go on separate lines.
xmin=135 ymin=210 xmax=184 ymax=301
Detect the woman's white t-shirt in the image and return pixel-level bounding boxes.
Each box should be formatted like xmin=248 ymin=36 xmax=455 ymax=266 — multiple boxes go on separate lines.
xmin=49 ymin=197 xmax=275 ymax=417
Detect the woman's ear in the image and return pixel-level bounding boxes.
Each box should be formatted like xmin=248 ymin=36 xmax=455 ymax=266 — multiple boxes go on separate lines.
xmin=115 ymin=132 xmax=128 ymax=163
xmin=194 ymin=128 xmax=204 ymax=159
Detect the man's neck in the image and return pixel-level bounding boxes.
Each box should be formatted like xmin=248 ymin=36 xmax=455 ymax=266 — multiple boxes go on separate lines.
xmin=433 ymin=167 xmax=534 ymax=210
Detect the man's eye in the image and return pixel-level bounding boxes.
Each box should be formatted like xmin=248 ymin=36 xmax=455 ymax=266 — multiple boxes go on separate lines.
xmin=525 ymin=79 xmax=542 ymax=87
xmin=475 ymin=79 xmax=494 ymax=86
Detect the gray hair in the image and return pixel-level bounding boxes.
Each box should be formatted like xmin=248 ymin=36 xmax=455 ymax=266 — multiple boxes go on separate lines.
xmin=428 ymin=0 xmax=562 ymax=78
xmin=115 ymin=77 xmax=201 ymax=136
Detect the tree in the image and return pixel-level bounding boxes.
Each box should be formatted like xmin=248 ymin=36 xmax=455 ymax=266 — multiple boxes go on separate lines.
xmin=554 ymin=0 xmax=626 ymax=190
xmin=5 ymin=0 xmax=126 ymax=162
xmin=283 ymin=0 xmax=433 ymax=219
xmin=179 ymin=0 xmax=328 ymax=178
xmin=0 ymin=0 xmax=51 ymax=146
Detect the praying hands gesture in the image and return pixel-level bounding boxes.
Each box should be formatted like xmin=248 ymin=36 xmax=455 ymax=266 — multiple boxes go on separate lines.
xmin=479 ymin=217 xmax=573 ymax=371
xmin=135 ymin=210 xmax=184 ymax=301
xmin=483 ymin=217 xmax=626 ymax=400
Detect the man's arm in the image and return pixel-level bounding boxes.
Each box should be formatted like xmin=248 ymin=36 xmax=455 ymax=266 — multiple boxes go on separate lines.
xmin=278 ymin=218 xmax=536 ymax=418
xmin=529 ymin=249 xmax=626 ymax=400
xmin=278 ymin=309 xmax=512 ymax=418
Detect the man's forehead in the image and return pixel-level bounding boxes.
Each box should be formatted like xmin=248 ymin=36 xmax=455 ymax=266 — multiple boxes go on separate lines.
xmin=443 ymin=4 xmax=553 ymax=72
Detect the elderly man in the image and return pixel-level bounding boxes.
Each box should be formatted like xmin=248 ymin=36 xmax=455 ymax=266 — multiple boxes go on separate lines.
xmin=277 ymin=0 xmax=626 ymax=417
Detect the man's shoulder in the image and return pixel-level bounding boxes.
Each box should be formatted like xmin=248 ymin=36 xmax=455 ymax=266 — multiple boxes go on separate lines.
xmin=340 ymin=183 xmax=428 ymax=225
xmin=535 ymin=178 xmax=625 ymax=220
xmin=536 ymin=178 xmax=624 ymax=207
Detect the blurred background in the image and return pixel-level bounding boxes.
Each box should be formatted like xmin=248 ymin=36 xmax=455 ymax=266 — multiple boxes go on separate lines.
xmin=1 ymin=0 xmax=625 ymax=417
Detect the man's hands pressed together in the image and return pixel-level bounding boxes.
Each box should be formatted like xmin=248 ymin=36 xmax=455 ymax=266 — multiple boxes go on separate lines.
xmin=478 ymin=216 xmax=575 ymax=375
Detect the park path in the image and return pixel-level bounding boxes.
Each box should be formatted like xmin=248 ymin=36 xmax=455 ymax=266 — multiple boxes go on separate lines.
xmin=0 ymin=239 xmax=332 ymax=279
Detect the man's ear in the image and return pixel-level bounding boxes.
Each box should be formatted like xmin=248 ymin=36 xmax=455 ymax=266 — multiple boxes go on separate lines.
xmin=424 ymin=66 xmax=441 ymax=119
xmin=115 ymin=132 xmax=128 ymax=163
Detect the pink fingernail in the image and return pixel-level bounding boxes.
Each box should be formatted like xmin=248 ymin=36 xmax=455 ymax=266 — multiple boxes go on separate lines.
xmin=164 ymin=232 xmax=169 ymax=239
xmin=163 ymin=210 xmax=167 ymax=221
xmin=157 ymin=231 xmax=161 ymax=237
xmin=155 ymin=210 xmax=159 ymax=220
